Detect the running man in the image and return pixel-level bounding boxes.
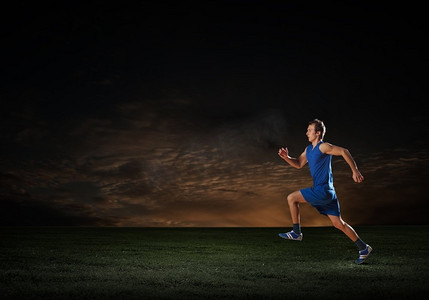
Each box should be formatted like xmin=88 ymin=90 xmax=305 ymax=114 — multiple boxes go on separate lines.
xmin=278 ymin=119 xmax=372 ymax=264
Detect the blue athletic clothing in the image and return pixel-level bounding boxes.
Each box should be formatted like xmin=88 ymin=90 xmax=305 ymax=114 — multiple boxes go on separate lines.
xmin=300 ymin=141 xmax=341 ymax=216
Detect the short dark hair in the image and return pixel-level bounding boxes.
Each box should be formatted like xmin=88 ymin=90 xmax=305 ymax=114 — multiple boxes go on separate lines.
xmin=309 ymin=119 xmax=326 ymax=139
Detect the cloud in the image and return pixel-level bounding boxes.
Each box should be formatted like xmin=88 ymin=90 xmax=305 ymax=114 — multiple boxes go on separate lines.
xmin=0 ymin=177 xmax=122 ymax=226
xmin=2 ymin=99 xmax=428 ymax=227
xmin=1 ymin=99 xmax=305 ymax=226
xmin=329 ymin=147 xmax=429 ymax=225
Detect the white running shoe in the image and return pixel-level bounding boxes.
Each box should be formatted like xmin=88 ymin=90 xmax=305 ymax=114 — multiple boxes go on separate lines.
xmin=278 ymin=230 xmax=303 ymax=241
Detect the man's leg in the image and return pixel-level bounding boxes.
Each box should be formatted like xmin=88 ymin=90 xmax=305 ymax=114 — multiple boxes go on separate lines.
xmin=327 ymin=215 xmax=359 ymax=241
xmin=328 ymin=215 xmax=372 ymax=264
xmin=278 ymin=191 xmax=307 ymax=241
xmin=287 ymin=190 xmax=307 ymax=225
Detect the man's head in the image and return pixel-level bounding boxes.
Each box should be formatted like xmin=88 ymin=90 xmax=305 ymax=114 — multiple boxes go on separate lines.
xmin=306 ymin=119 xmax=326 ymax=142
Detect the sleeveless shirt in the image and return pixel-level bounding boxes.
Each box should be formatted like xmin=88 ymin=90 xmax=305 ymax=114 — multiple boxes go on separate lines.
xmin=306 ymin=141 xmax=334 ymax=189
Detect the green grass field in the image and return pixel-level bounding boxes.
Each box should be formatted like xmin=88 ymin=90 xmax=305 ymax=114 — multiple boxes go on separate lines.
xmin=1 ymin=226 xmax=428 ymax=299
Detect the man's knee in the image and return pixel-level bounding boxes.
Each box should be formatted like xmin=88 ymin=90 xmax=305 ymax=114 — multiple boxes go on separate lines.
xmin=287 ymin=193 xmax=296 ymax=204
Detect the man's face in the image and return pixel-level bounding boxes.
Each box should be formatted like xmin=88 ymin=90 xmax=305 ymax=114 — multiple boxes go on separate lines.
xmin=306 ymin=124 xmax=319 ymax=142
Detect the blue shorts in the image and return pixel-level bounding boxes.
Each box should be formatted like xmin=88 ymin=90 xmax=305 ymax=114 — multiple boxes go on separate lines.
xmin=300 ymin=185 xmax=340 ymax=216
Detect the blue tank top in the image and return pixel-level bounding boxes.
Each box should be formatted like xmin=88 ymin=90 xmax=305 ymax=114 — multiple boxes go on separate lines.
xmin=306 ymin=141 xmax=334 ymax=188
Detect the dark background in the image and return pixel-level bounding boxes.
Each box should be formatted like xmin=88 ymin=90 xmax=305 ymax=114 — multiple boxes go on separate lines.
xmin=1 ymin=1 xmax=427 ymax=226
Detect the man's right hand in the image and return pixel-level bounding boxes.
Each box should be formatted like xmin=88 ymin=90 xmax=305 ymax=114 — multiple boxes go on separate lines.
xmin=278 ymin=147 xmax=289 ymax=160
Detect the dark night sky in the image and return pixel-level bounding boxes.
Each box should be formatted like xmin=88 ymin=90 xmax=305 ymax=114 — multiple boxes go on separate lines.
xmin=1 ymin=1 xmax=428 ymax=226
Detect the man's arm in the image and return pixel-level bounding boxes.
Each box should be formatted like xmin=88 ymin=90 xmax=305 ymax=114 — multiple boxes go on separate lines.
xmin=278 ymin=147 xmax=307 ymax=169
xmin=319 ymin=143 xmax=364 ymax=183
